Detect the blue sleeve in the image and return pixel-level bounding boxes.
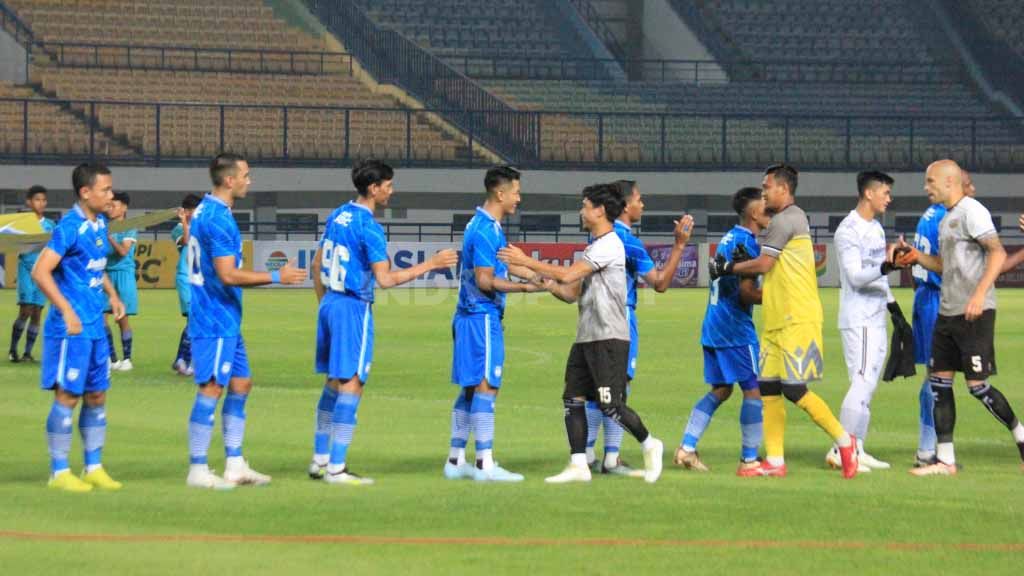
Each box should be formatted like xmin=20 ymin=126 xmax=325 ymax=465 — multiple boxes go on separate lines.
xmin=363 ymin=222 xmax=388 ymax=264
xmin=471 ymin=228 xmax=498 ymax=268
xmin=208 ymin=216 xmax=238 ymax=259
xmin=746 ymin=234 xmax=761 ymax=257
xmin=125 ymin=229 xmax=138 ymax=241
xmin=46 ymin=222 xmax=75 ymax=257
xmin=629 ymin=238 xmax=655 ymax=276
xmin=42 ymin=218 xmax=56 ymax=233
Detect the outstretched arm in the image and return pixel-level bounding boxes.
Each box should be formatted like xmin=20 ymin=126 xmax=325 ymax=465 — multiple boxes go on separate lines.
xmin=371 ymin=249 xmax=458 ymax=289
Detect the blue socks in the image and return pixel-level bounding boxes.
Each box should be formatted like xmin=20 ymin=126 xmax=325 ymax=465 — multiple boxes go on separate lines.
xmin=46 ymin=402 xmax=73 ymax=474
xmin=448 ymin=390 xmax=471 ymax=463
xmin=10 ymin=318 xmax=26 ymax=354
xmin=470 ymin=391 xmax=496 ymax=468
xmin=79 ymin=404 xmax=106 ymax=471
xmin=918 ymin=375 xmax=937 ymax=457
xmin=313 ymin=386 xmax=338 ymax=462
xmin=585 ymin=401 xmax=602 ymax=455
xmin=106 ymin=326 xmax=117 ymax=362
xmin=24 ymin=324 xmax=39 ymax=356
xmin=188 ymin=394 xmax=218 ymax=465
xmin=682 ymin=392 xmax=722 ymax=451
xmin=222 ymin=392 xmax=248 ymax=458
xmin=329 ymin=392 xmax=360 ymax=470
xmin=120 ymin=330 xmax=133 ymax=361
xmin=740 ymin=398 xmax=763 ymax=462
xmin=603 ymin=416 xmax=624 ymax=454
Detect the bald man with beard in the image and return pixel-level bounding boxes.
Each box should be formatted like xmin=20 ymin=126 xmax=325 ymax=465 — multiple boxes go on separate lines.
xmin=898 ymin=160 xmax=1024 ymax=475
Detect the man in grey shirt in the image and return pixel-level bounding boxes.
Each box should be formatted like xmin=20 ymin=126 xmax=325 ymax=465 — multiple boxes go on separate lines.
xmin=499 ymin=183 xmax=664 ymax=484
xmin=898 ymin=159 xmax=1024 ymax=475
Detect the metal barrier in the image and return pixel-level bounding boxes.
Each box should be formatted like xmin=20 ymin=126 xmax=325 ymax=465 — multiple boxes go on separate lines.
xmin=1 ymin=97 xmax=1022 ymax=172
xmin=32 ymin=42 xmax=354 ymax=76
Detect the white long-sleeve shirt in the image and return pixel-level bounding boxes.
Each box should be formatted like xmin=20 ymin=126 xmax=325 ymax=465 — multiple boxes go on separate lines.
xmin=836 ymin=210 xmax=893 ymax=329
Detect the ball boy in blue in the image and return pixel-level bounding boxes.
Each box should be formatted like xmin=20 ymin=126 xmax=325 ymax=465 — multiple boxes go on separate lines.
xmin=34 ymin=164 xmax=124 ymax=492
xmin=309 ymin=159 xmax=458 ymax=486
xmin=9 ymin=185 xmax=55 ymax=363
xmin=676 ymin=187 xmax=771 ymax=476
xmin=104 ymin=192 xmax=138 ymax=371
xmin=446 ymin=166 xmax=545 ymax=482
xmin=910 ymin=201 xmax=944 ymax=466
xmin=585 ymin=180 xmax=693 ymax=476
xmin=170 ymin=194 xmax=203 ymax=376
xmin=185 ymin=154 xmax=307 ymax=490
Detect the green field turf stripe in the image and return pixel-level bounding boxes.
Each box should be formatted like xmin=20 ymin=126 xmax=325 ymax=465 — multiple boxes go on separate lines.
xmin=1 ymin=531 xmax=1022 ymax=552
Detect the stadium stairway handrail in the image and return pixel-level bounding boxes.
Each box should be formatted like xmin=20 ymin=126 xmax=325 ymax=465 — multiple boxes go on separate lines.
xmin=0 ymin=0 xmax=33 ymax=46
xmin=566 ymin=0 xmax=628 ymax=64
xmin=304 ymin=0 xmax=537 ymax=165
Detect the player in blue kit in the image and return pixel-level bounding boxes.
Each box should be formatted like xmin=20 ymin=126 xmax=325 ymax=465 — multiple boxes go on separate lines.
xmin=104 ymin=192 xmax=138 ymax=372
xmin=676 ymin=187 xmax=771 ymax=476
xmin=309 ymin=159 xmax=457 ymax=486
xmin=584 ymin=180 xmax=693 ymax=476
xmin=185 ymin=154 xmax=306 ymax=490
xmin=9 ymin=185 xmax=55 ymax=363
xmin=171 ymin=194 xmax=202 ymax=376
xmin=444 ymin=166 xmax=546 ymax=482
xmin=910 ymin=197 xmax=945 ymax=467
xmin=33 ymin=164 xmax=125 ymax=492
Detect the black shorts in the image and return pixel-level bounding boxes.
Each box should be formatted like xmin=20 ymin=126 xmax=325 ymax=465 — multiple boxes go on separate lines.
xmin=930 ymin=310 xmax=997 ymax=380
xmin=563 ymin=339 xmax=630 ymax=404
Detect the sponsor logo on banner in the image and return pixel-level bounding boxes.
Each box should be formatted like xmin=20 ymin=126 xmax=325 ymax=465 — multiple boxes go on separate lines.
xmin=646 ymin=244 xmax=698 ymax=287
xmin=512 ymin=243 xmax=587 ymax=266
xmin=133 ymin=240 xmax=180 ymax=288
xmin=813 ymin=244 xmax=828 ymax=277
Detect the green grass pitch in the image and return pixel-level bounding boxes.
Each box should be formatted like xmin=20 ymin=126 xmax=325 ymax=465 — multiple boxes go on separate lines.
xmin=1 ymin=287 xmax=1023 ymax=575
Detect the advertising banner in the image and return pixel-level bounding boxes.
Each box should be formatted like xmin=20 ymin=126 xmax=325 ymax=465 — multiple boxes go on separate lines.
xmin=646 ymin=244 xmax=699 ymax=287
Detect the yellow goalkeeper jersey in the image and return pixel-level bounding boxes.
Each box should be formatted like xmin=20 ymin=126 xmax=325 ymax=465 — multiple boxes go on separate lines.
xmin=759 ymin=204 xmax=823 ymax=331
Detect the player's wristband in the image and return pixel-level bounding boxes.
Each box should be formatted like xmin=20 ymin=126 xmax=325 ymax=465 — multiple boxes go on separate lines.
xmin=270 ymin=270 xmax=281 ymax=284
xmin=880 ymin=262 xmax=894 ymax=276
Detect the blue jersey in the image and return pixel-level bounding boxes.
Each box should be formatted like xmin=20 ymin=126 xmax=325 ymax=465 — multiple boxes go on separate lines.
xmin=43 ymin=204 xmax=110 ymax=339
xmin=457 ymin=207 xmax=508 ymax=316
xmin=613 ymin=220 xmax=656 ymax=309
xmin=18 ymin=216 xmax=56 ymax=267
xmin=318 ymin=201 xmax=389 ymax=303
xmin=171 ymin=222 xmax=188 ymax=281
xmin=701 ymin=225 xmax=760 ymax=348
xmin=188 ymin=195 xmax=243 ymax=338
xmin=912 ymin=203 xmax=945 ymax=291
xmin=106 ymin=228 xmax=137 ymax=273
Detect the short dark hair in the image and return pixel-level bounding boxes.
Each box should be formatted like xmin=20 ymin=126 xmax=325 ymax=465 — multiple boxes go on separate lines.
xmin=857 ymin=170 xmax=894 ymax=197
xmin=732 ymin=186 xmax=763 ymax=216
xmin=181 ymin=193 xmax=203 ymax=210
xmin=352 ymin=159 xmax=394 ymax=197
xmin=484 ymin=165 xmax=520 ymax=197
xmin=112 ymin=192 xmax=130 ymax=206
xmin=209 ymin=153 xmax=246 ymax=187
xmin=764 ymin=163 xmax=799 ymax=195
xmin=612 ymin=180 xmax=637 ymax=199
xmin=71 ymin=163 xmax=111 ymax=198
xmin=26 ymin=185 xmax=47 ymax=200
xmin=582 ymin=182 xmax=626 ymax=222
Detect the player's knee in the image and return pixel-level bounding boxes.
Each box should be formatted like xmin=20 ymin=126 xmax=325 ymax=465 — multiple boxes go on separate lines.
xmin=476 ymin=379 xmax=497 ymax=395
xmin=229 ymin=378 xmax=253 ymax=395
xmin=84 ymin=391 xmax=106 ymax=406
xmin=759 ymin=380 xmax=782 ymax=397
xmin=711 ymin=385 xmax=733 ymax=402
xmin=782 ymin=384 xmax=808 ymax=403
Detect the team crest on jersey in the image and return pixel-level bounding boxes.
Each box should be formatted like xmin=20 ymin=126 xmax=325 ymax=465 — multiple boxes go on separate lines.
xmin=783 ymin=341 xmax=824 ymax=382
xmin=336 ymin=212 xmax=354 ymax=227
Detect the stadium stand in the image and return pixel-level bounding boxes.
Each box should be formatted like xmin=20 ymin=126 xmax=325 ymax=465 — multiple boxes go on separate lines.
xmin=1 ymin=0 xmax=485 ymax=163
xmin=964 ymin=0 xmax=1024 ymax=59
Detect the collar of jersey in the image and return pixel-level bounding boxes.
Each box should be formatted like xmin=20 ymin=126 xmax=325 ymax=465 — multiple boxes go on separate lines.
xmin=475 ymin=206 xmax=501 ymax=226
xmin=733 ymin=224 xmax=753 ymax=235
xmin=72 ymin=203 xmax=103 ymax=231
xmin=348 ymin=200 xmax=374 ymax=214
xmin=205 ymin=193 xmax=229 ymax=209
xmin=613 ymin=220 xmax=632 ymax=232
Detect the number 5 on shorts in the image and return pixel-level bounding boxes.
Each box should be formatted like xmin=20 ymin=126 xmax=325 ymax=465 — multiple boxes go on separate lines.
xmin=971 ymin=355 xmax=983 ymax=373
xmin=598 ymin=387 xmax=611 ymax=404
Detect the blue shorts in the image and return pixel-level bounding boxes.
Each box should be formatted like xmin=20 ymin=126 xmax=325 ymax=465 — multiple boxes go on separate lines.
xmin=193 ymin=335 xmax=251 ymax=386
xmin=627 ymin=307 xmax=639 ymax=380
xmin=40 ymin=336 xmax=111 ymax=396
xmin=316 ymin=292 xmax=374 ymax=384
xmin=703 ymin=344 xmax=760 ymax=390
xmin=105 ymin=269 xmax=138 ymax=316
xmin=451 ymin=312 xmax=504 ymax=387
xmin=176 ymin=275 xmax=190 ymax=316
xmin=17 ymin=261 xmax=45 ymax=307
xmin=913 ymin=286 xmax=941 ymax=365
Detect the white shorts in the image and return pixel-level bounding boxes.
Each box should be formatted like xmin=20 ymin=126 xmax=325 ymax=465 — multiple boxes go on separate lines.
xmin=840 ymin=325 xmax=888 ymax=392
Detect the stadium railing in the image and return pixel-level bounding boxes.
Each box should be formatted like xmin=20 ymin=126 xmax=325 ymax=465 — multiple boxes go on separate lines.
xmin=566 ymin=0 xmax=628 ymax=64
xmin=0 ymin=0 xmax=32 ymax=46
xmin=1 ymin=97 xmax=1021 ymax=172
xmin=304 ymin=0 xmax=538 ymax=165
xmin=31 ymin=42 xmax=355 ymax=76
